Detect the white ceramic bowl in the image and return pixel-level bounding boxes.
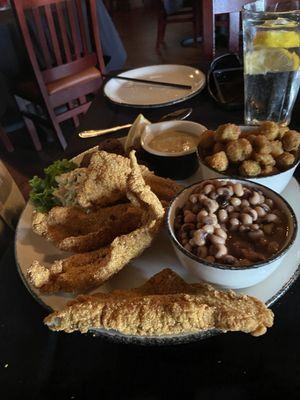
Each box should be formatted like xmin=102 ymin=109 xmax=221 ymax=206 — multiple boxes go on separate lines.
xmin=140 ymin=120 xmax=207 ymax=180
xmin=198 ymin=126 xmax=300 ymax=193
xmin=141 ymin=120 xmax=207 ymax=157
xmin=167 ymin=178 xmax=297 ymax=289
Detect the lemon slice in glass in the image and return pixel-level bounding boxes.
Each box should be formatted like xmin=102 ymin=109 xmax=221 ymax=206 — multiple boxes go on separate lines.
xmin=245 ymin=48 xmax=300 ymax=74
xmin=259 ymin=18 xmax=299 ymax=29
xmin=254 ymin=30 xmax=300 ymax=48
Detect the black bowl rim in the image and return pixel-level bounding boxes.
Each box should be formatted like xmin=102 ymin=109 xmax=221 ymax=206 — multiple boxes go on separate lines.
xmin=167 ymin=177 xmax=298 ymax=271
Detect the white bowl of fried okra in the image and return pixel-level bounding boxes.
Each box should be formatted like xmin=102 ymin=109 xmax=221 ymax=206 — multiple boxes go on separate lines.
xmin=197 ymin=122 xmax=300 ymax=193
xmin=167 ymin=179 xmax=297 ymax=289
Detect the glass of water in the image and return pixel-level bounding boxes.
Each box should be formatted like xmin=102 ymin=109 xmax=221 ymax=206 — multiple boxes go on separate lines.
xmin=243 ymin=0 xmax=300 ymax=126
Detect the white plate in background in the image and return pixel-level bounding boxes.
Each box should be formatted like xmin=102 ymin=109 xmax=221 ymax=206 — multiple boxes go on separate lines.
xmin=103 ymin=64 xmax=206 ymax=108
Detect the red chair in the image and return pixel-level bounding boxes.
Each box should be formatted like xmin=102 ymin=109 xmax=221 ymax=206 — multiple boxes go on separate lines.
xmin=201 ymin=0 xmax=251 ymax=61
xmin=156 ymin=0 xmax=199 ymax=50
xmin=11 ymin=0 xmax=105 ymax=150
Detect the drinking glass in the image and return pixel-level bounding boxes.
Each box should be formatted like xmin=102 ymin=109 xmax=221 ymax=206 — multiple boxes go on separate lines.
xmin=243 ymin=0 xmax=300 ymax=126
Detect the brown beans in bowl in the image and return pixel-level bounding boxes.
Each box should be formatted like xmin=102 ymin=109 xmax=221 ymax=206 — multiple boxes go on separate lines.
xmin=174 ymin=180 xmax=290 ymax=267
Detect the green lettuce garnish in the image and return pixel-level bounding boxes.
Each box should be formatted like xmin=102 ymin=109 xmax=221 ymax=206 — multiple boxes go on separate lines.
xmin=29 ymin=159 xmax=76 ymax=213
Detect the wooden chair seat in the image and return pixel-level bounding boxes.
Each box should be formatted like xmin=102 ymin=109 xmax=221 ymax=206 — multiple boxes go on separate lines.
xmin=47 ymin=66 xmax=101 ymax=96
xmin=17 ymin=67 xmax=102 ymax=106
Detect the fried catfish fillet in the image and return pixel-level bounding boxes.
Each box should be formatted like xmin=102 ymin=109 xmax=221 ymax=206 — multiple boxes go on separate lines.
xmin=55 ymin=151 xmax=182 ymax=208
xmin=44 ymin=269 xmax=274 ymax=337
xmin=32 ymin=203 xmax=143 ymax=253
xmin=28 ymin=152 xmax=165 ymax=294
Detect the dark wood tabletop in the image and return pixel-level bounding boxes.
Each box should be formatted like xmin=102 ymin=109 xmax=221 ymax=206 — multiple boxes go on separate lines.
xmin=1 ymin=87 xmax=300 ymax=400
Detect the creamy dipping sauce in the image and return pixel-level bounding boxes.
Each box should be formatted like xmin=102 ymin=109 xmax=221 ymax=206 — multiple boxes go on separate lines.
xmin=148 ymin=130 xmax=198 ymax=153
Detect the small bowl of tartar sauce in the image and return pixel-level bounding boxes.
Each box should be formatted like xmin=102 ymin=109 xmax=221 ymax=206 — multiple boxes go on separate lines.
xmin=141 ymin=120 xmax=207 ymax=180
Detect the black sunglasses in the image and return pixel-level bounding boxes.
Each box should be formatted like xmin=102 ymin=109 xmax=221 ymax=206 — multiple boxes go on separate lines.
xmin=207 ymin=53 xmax=244 ymax=110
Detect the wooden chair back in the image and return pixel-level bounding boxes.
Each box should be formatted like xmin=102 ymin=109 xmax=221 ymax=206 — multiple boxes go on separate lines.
xmin=11 ymin=0 xmax=105 ymax=150
xmin=12 ymin=0 xmax=105 ymax=87
xmin=202 ymin=0 xmax=251 ymax=61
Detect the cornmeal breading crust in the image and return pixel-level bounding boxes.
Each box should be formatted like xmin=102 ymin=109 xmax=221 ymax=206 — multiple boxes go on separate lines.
xmin=44 ymin=269 xmax=274 ymax=337
xmin=32 ymin=151 xmax=180 ymax=253
xmin=59 ymin=151 xmax=181 ymax=208
xmin=28 ymin=152 xmax=165 ymax=294
xmin=32 ymin=203 xmax=143 ymax=253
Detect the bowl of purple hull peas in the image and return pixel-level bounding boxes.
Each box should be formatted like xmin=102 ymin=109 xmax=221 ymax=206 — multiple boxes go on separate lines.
xmin=167 ymin=178 xmax=297 ymax=289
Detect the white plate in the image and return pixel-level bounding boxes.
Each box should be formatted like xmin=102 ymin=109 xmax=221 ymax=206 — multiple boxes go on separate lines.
xmin=15 ymin=159 xmax=300 ymax=344
xmin=103 ymin=65 xmax=206 ymax=108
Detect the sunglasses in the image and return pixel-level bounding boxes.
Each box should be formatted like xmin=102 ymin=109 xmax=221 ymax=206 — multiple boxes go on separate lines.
xmin=207 ymin=53 xmax=244 ymax=110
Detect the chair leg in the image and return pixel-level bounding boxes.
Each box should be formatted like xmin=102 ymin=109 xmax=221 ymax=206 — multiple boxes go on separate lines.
xmin=15 ymin=96 xmax=42 ymax=151
xmin=68 ymin=101 xmax=80 ymax=128
xmin=156 ymin=2 xmax=167 ymax=50
xmin=0 ymin=124 xmax=14 ymax=152
xmin=195 ymin=1 xmax=202 ymax=37
xmin=192 ymin=1 xmax=200 ymax=45
xmin=73 ymin=116 xmax=80 ymax=127
xmin=156 ymin=18 xmax=167 ymax=49
xmin=49 ymin=114 xmax=68 ymax=150
xmin=193 ymin=18 xmax=197 ymax=44
xmin=23 ymin=116 xmax=42 ymax=151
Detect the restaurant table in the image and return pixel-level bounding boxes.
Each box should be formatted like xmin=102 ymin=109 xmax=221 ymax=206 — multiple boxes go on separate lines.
xmin=1 ymin=86 xmax=300 ymax=399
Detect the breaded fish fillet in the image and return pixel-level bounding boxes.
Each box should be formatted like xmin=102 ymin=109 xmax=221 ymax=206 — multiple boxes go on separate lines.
xmin=32 ymin=203 xmax=143 ymax=253
xmin=55 ymin=151 xmax=182 ymax=208
xmin=28 ymin=152 xmax=165 ymax=293
xmin=44 ymin=269 xmax=274 ymax=337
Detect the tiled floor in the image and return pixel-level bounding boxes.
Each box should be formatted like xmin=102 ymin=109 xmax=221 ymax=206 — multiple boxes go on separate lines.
xmin=0 ymin=4 xmax=203 ymax=197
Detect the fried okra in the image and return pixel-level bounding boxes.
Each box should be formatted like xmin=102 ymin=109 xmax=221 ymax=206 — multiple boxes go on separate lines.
xmin=198 ymin=130 xmax=215 ymax=150
xmin=276 ymin=152 xmax=295 ymax=169
xmin=282 ymin=130 xmax=300 ymax=152
xmin=200 ymin=122 xmax=299 ymax=178
xmin=253 ymin=152 xmax=276 ymax=167
xmin=261 ymin=165 xmax=278 ymax=176
xmin=270 ymin=140 xmax=284 ymax=158
xmin=259 ymin=121 xmax=280 ymax=140
xmin=278 ymin=126 xmax=289 ymax=139
xmin=213 ymin=142 xmax=225 ymax=153
xmin=205 ymin=151 xmax=229 ymax=172
xmin=225 ymin=138 xmax=252 ymax=162
xmin=239 ymin=160 xmax=261 ymax=177
xmin=252 ymin=135 xmax=272 ymax=154
xmin=245 ymin=134 xmax=258 ymax=147
xmin=240 ymin=129 xmax=260 ymax=139
xmin=215 ymin=124 xmax=240 ymax=143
